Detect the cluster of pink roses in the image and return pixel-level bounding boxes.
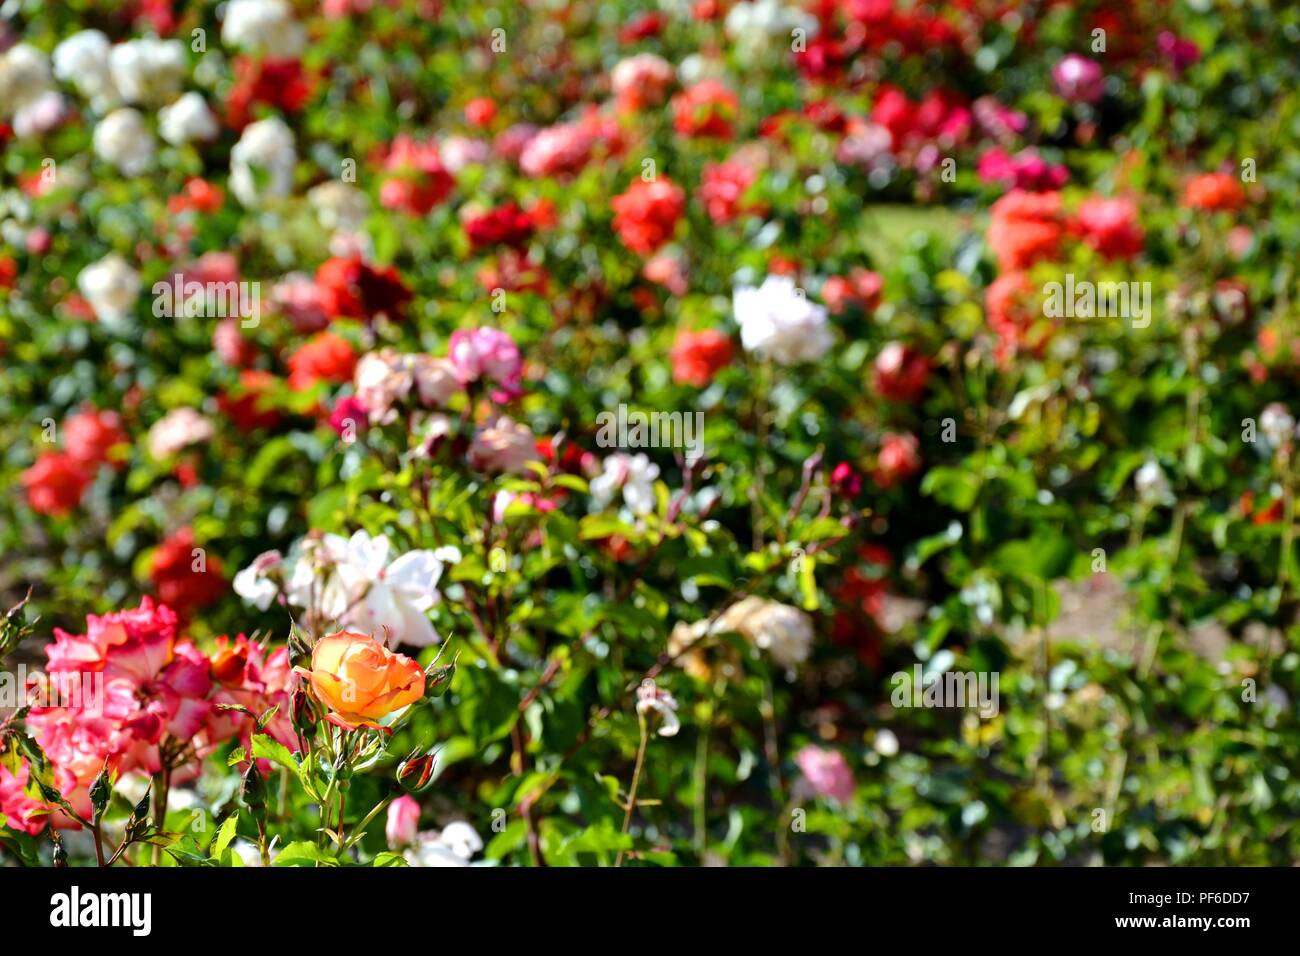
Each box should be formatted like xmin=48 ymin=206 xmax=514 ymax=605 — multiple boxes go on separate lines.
xmin=332 ymin=326 xmax=542 ymax=476
xmin=3 ymin=598 xmax=295 ymax=832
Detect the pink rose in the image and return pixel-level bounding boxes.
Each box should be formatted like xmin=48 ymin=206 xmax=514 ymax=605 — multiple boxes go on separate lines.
xmin=468 ymin=416 xmax=541 ymax=475
xmin=794 ymin=745 xmax=855 ymax=803
xmin=448 ymin=327 xmax=523 ymax=400
xmin=387 ymin=794 xmax=421 ymax=848
xmin=1052 ymin=54 xmax=1104 ymax=105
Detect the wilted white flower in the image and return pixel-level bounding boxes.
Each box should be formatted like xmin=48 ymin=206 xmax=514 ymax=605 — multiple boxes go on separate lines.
xmin=222 ymin=0 xmax=306 ymax=58
xmin=308 ymin=181 xmax=369 ymax=234
xmin=158 ymin=92 xmax=219 ymax=145
xmin=635 ymin=679 xmax=681 ymax=737
xmin=404 ymin=821 xmax=483 ymax=867
xmin=147 ymin=407 xmax=213 ymax=459
xmin=108 ymin=38 xmax=186 ymax=106
xmin=232 ymin=550 xmax=284 ymax=611
xmin=93 ymin=108 xmax=155 ymax=175
xmin=53 ymin=30 xmax=118 ymax=112
xmin=230 ymin=116 xmax=296 ymax=207
xmin=734 ymin=275 xmax=834 ymax=364
xmin=1259 ymin=403 xmax=1296 ymax=450
xmin=0 ymin=44 xmax=54 ymax=118
xmin=589 ymin=453 xmax=660 ymax=516
xmin=77 ymin=253 xmax=141 ymax=325
xmin=718 ymin=596 xmax=815 ymax=669
xmin=1134 ymin=460 xmax=1171 ymax=506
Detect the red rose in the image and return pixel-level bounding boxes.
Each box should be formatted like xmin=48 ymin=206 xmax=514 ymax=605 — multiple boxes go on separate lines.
xmin=874 ymin=432 xmax=922 ymax=488
xmin=670 ymin=328 xmax=734 ymax=386
xmin=168 ymin=177 xmax=224 ymax=215
xmin=379 ymin=136 xmax=454 ymax=216
xmin=63 ymin=408 xmax=128 ymax=469
xmin=611 ymin=178 xmax=685 ymax=255
xmin=218 ymin=370 xmax=283 ymax=432
xmin=1182 ymin=172 xmax=1246 ymax=212
xmin=315 ymin=256 xmax=412 ymax=321
xmin=671 ymin=80 xmax=739 ymax=139
xmin=1076 ymin=196 xmax=1144 ymax=261
xmin=986 ymin=189 xmax=1064 ymax=272
xmin=698 ymin=160 xmax=758 ymax=224
xmin=823 ymin=269 xmax=883 ymax=315
xmin=226 ymin=57 xmax=314 ymax=129
xmin=873 ymin=342 xmax=930 ymax=403
xmin=464 ymin=202 xmax=535 ymax=250
xmin=0 ymin=256 xmax=16 ymax=289
xmin=464 ymin=97 xmax=497 ymax=127
xmin=150 ymin=527 xmax=226 ymax=621
xmin=985 ymin=271 xmax=1048 ymax=361
xmin=288 ymin=331 xmax=357 ymax=391
xmin=23 ymin=452 xmax=93 ymax=516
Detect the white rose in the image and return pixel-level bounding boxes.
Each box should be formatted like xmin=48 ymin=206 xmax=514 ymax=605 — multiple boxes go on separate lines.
xmin=307 ymin=181 xmax=369 ymax=233
xmin=0 ymin=44 xmax=54 ymax=116
xmin=1259 ymin=403 xmax=1296 ymax=450
xmin=108 ymin=38 xmax=187 ymax=106
xmin=53 ymin=30 xmax=119 ymax=112
xmin=13 ymin=90 xmax=66 ymax=138
xmin=734 ymin=275 xmax=834 ymax=364
xmin=222 ymin=0 xmax=306 ymax=58
xmin=1134 ymin=460 xmax=1171 ymax=506
xmin=158 ymin=92 xmax=219 ymax=145
xmin=725 ymin=0 xmax=817 ymax=56
xmin=589 ymin=453 xmax=660 ymax=516
xmin=230 ymin=116 xmax=297 ymax=207
xmin=77 ymin=254 xmax=141 ymax=326
xmin=93 ymin=108 xmax=155 ymax=175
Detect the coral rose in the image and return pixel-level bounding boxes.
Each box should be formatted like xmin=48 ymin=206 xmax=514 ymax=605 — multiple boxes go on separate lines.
xmin=305 ymin=631 xmax=425 ymax=730
xmin=611 ymin=178 xmax=685 ymax=255
xmin=1182 ymin=172 xmax=1246 ymax=212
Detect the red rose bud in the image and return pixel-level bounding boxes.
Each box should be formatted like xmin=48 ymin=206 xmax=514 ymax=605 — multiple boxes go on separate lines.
xmin=291 ymin=684 xmax=318 ymax=735
xmin=397 ymin=750 xmax=436 ymax=793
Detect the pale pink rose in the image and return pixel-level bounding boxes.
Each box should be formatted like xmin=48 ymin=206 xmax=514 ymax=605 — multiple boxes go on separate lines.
xmin=387 ymin=794 xmax=421 ymax=848
xmin=611 ymin=53 xmax=675 ymax=111
xmin=354 ymin=350 xmax=413 ymax=424
xmin=271 ymin=273 xmax=329 ymax=332
xmin=448 ymin=327 xmax=523 ymax=399
xmin=519 ymin=122 xmax=594 ymax=178
xmin=468 ymin=416 xmax=541 ymax=475
xmin=794 ymin=745 xmax=855 ymax=803
xmin=147 ymin=407 xmax=213 ymax=459
xmin=411 ymin=355 xmax=461 ymax=407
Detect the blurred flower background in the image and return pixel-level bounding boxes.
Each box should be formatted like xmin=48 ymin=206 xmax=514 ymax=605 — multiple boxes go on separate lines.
xmin=2 ymin=0 xmax=1300 ymax=866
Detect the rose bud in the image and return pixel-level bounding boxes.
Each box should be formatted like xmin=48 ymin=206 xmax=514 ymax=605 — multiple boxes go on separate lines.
xmin=291 ymin=684 xmax=318 ymax=735
xmin=241 ymin=759 xmax=267 ymax=810
xmin=211 ymin=643 xmax=249 ymax=685
xmin=424 ymin=662 xmax=455 ymax=698
xmin=397 ymin=749 xmax=437 ymax=793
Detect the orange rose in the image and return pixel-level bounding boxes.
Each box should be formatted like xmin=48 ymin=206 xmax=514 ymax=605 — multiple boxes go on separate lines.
xmin=306 ymin=631 xmax=425 ymax=730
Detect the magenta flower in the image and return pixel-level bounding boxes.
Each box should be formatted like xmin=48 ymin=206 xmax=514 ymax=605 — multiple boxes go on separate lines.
xmin=1052 ymin=54 xmax=1104 ymax=104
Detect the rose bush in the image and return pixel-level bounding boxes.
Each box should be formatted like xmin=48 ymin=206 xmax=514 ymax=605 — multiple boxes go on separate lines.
xmin=3 ymin=0 xmax=1300 ymax=867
